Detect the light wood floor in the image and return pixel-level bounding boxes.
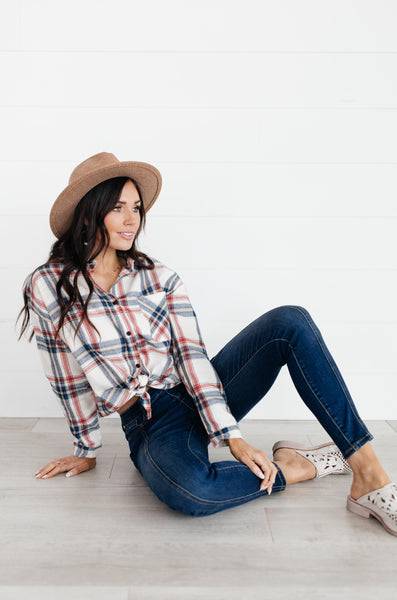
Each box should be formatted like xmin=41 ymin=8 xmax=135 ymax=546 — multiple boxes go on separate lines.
xmin=1 ymin=417 xmax=396 ymax=600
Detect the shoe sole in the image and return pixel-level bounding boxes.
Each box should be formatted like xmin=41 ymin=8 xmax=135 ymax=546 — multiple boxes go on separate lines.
xmin=272 ymin=439 xmax=352 ymax=478
xmin=272 ymin=440 xmax=336 ymax=454
xmin=346 ymin=495 xmax=397 ymax=537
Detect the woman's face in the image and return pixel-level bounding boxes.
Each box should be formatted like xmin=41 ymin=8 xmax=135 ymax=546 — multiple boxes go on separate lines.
xmin=102 ymin=179 xmax=142 ymax=252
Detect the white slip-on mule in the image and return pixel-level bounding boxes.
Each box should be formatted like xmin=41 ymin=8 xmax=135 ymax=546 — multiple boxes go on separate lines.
xmin=346 ymin=483 xmax=397 ymax=537
xmin=272 ymin=440 xmax=353 ymax=478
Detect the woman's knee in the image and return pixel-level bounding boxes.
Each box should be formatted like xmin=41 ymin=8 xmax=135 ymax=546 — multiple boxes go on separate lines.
xmin=172 ymin=496 xmax=219 ymax=517
xmin=267 ymin=305 xmax=313 ymax=330
xmin=260 ymin=305 xmax=318 ymax=349
xmin=153 ymin=480 xmax=221 ymax=517
xmin=138 ymin=452 xmax=218 ymax=516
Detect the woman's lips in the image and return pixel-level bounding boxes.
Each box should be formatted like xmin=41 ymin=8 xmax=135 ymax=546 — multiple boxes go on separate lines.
xmin=118 ymin=232 xmax=134 ymax=240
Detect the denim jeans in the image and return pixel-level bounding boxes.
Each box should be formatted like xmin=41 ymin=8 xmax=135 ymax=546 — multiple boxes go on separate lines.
xmin=120 ymin=305 xmax=373 ymax=516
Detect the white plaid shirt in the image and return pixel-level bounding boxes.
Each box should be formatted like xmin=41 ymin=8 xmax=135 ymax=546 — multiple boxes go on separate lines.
xmin=27 ymin=256 xmax=242 ymax=457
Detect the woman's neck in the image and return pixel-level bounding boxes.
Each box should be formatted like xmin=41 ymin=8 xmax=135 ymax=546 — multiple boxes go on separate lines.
xmin=91 ymin=250 xmax=124 ymax=274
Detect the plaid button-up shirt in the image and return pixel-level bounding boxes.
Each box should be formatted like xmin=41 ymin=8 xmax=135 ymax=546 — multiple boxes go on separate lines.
xmin=26 ymin=256 xmax=242 ymax=457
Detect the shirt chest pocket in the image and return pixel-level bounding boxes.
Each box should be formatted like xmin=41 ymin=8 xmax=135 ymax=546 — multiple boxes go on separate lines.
xmin=135 ymin=291 xmax=170 ymax=344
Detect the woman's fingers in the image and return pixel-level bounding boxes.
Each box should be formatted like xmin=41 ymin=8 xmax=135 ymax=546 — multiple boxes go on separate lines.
xmin=258 ymin=461 xmax=278 ymax=493
xmin=249 ymin=458 xmax=266 ymax=481
xmin=227 ymin=438 xmax=277 ymax=494
xmin=35 ymin=456 xmax=96 ymax=479
xmin=249 ymin=451 xmax=278 ymax=494
xmin=65 ymin=458 xmax=96 ymax=478
xmin=35 ymin=459 xmax=68 ymax=479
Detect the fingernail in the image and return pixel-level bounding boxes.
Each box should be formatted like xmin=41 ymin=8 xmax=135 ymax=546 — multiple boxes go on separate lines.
xmin=268 ymin=487 xmax=272 ymax=495
xmin=66 ymin=472 xmax=73 ymax=478
xmin=42 ymin=475 xmax=47 ymax=479
xmin=34 ymin=471 xmax=40 ymax=476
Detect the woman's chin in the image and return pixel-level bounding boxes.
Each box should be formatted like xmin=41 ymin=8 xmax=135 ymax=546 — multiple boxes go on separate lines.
xmin=111 ymin=240 xmax=134 ymax=252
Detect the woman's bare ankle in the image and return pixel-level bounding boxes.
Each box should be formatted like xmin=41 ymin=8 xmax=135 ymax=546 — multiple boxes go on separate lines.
xmin=350 ymin=469 xmax=392 ymax=500
xmin=273 ymin=448 xmax=316 ymax=484
xmin=347 ymin=442 xmax=392 ymax=499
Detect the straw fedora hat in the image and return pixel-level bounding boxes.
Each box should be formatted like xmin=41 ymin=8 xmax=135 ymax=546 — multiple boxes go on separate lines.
xmin=50 ymin=152 xmax=162 ymax=238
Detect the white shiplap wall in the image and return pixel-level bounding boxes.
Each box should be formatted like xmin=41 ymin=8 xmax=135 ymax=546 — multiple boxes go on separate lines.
xmin=1 ymin=0 xmax=397 ymax=421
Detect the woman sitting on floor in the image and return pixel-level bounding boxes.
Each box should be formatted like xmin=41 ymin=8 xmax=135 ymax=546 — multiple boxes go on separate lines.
xmin=17 ymin=152 xmax=397 ymax=536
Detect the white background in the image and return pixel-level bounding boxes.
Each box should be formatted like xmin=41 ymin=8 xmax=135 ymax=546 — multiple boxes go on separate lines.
xmin=1 ymin=0 xmax=397 ymax=419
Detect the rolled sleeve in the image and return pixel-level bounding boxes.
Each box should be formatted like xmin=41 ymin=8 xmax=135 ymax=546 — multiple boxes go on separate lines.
xmin=28 ymin=279 xmax=102 ymax=458
xmin=165 ymin=272 xmax=242 ymax=447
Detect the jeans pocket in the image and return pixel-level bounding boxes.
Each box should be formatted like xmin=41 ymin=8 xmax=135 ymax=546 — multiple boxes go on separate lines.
xmin=122 ymin=419 xmax=146 ymax=462
xmin=164 ymin=387 xmax=197 ymax=416
xmin=121 ymin=411 xmax=147 ymax=440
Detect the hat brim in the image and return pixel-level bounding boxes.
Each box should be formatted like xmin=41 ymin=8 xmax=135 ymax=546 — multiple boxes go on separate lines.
xmin=50 ymin=161 xmax=162 ymax=238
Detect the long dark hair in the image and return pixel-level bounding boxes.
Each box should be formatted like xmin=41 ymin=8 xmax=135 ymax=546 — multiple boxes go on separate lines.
xmin=17 ymin=176 xmax=155 ymax=342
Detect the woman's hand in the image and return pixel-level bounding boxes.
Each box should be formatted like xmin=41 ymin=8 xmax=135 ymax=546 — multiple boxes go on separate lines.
xmin=35 ymin=455 xmax=96 ymax=479
xmin=227 ymin=438 xmax=278 ymax=494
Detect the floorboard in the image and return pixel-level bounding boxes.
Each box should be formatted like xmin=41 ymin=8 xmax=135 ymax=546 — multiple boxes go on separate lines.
xmin=0 ymin=418 xmax=396 ymax=599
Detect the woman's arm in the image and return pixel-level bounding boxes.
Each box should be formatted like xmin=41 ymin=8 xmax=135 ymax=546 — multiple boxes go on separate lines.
xmin=27 ymin=276 xmax=102 ymax=467
xmin=165 ymin=271 xmax=242 ymax=446
xmin=165 ymin=272 xmax=277 ymax=491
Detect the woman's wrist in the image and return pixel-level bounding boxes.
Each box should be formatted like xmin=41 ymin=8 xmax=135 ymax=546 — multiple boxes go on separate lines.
xmin=226 ymin=437 xmax=244 ymax=447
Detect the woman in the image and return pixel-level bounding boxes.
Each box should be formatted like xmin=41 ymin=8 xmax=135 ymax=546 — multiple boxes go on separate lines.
xmin=18 ymin=152 xmax=397 ymax=535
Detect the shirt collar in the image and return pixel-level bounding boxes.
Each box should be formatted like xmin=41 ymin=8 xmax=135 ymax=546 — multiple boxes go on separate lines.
xmin=120 ymin=255 xmax=135 ymax=274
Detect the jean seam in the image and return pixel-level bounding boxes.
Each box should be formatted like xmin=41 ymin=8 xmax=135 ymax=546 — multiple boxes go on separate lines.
xmin=188 ymin=430 xmax=287 ymax=490
xmin=165 ymin=389 xmax=197 ymax=415
xmin=289 ymin=343 xmax=373 ymax=457
xmin=289 ymin=343 xmax=371 ymax=456
xmin=272 ymin=461 xmax=287 ymax=487
xmin=292 ymin=306 xmax=371 ymax=437
xmin=223 ymin=327 xmax=370 ymax=458
xmin=223 ymin=337 xmax=295 ymax=392
xmin=178 ymin=397 xmax=197 ymax=414
xmin=288 ymin=346 xmax=355 ymax=449
xmin=187 ymin=424 xmax=209 ymax=468
xmin=343 ymin=432 xmax=374 ymax=459
xmin=142 ymin=433 xmax=284 ymax=506
xmin=289 ymin=344 xmax=367 ymax=448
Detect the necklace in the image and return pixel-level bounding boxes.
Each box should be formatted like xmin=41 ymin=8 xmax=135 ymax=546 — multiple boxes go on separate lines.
xmin=92 ymin=257 xmax=126 ymax=274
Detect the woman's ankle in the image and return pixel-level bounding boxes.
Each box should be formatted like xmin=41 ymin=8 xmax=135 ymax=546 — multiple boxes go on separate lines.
xmin=350 ymin=471 xmax=392 ymax=500
xmin=273 ymin=448 xmax=316 ymax=484
xmin=347 ymin=442 xmax=392 ymax=498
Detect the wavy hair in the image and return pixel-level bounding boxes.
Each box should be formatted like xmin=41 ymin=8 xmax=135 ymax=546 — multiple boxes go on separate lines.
xmin=17 ymin=176 xmax=155 ymax=342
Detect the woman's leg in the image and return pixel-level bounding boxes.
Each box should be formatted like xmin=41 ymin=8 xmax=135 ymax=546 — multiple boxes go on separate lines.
xmin=122 ymin=304 xmax=389 ymax=515
xmin=121 ymin=389 xmax=287 ymax=516
xmin=211 ymin=305 xmax=373 ymax=456
xmin=210 ymin=305 xmax=391 ymax=498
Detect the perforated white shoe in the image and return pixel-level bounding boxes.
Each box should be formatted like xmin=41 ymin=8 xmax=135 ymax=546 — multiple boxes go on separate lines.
xmin=272 ymin=440 xmax=352 ymax=478
xmin=347 ymin=483 xmax=397 ymax=537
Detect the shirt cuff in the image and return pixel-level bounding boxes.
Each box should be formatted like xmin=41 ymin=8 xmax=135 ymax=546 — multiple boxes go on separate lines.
xmin=208 ymin=426 xmax=243 ymax=448
xmin=73 ymin=442 xmax=100 ymax=459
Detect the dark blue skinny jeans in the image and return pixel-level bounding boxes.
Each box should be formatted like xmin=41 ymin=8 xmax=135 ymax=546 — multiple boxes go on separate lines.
xmin=120 ymin=305 xmax=373 ymax=516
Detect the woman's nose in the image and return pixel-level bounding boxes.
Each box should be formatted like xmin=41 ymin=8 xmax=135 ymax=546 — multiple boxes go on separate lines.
xmin=124 ymin=212 xmax=139 ymax=225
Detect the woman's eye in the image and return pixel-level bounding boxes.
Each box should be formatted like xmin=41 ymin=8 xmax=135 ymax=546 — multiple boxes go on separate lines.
xmin=112 ymin=205 xmax=141 ymax=213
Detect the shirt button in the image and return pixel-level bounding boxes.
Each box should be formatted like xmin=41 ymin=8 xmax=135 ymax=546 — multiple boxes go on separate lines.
xmin=126 ymin=331 xmax=131 ymax=336
xmin=113 ymin=299 xmax=118 ymax=305
xmin=135 ymin=363 xmax=140 ymax=368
